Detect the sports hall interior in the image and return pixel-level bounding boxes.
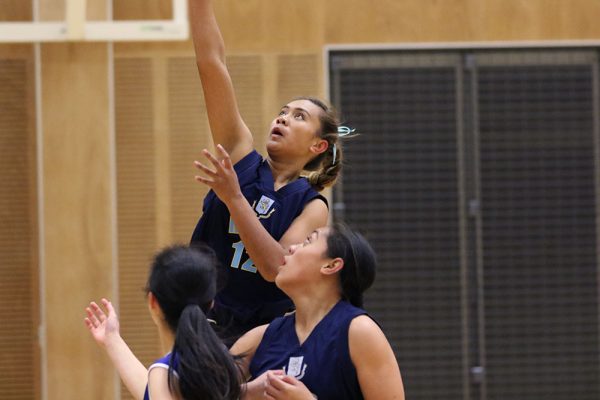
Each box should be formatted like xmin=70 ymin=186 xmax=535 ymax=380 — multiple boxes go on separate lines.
xmin=1 ymin=1 xmax=600 ymax=399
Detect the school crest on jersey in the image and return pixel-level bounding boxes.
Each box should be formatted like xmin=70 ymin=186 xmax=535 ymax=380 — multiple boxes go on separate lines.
xmin=283 ymin=356 xmax=307 ymax=380
xmin=252 ymin=195 xmax=276 ymax=219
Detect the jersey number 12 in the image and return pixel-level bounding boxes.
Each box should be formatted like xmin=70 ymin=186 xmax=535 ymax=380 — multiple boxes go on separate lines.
xmin=230 ymin=241 xmax=257 ymax=273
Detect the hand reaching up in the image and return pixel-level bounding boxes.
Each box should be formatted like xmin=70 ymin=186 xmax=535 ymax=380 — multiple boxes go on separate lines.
xmin=84 ymin=298 xmax=121 ymax=347
xmin=194 ymin=144 xmax=242 ymax=205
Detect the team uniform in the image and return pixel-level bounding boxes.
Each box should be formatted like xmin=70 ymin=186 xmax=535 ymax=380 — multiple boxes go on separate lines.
xmin=249 ymin=300 xmax=368 ymax=400
xmin=191 ymin=150 xmax=327 ymax=339
xmin=143 ymin=353 xmax=176 ymax=400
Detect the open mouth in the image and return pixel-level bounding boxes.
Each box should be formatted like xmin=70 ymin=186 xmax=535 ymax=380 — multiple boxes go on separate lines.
xmin=271 ymin=127 xmax=284 ymax=137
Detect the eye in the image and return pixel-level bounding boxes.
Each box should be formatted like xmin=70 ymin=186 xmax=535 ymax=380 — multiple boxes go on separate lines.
xmin=278 ymin=110 xmax=286 ymax=116
xmin=302 ymin=236 xmax=311 ymax=246
xmin=294 ymin=112 xmax=306 ymax=120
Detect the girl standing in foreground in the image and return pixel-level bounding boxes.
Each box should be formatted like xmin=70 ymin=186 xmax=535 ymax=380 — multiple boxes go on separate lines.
xmin=189 ymin=0 xmax=350 ymax=340
xmin=85 ymin=244 xmax=242 ymax=400
xmin=232 ymin=224 xmax=405 ymax=400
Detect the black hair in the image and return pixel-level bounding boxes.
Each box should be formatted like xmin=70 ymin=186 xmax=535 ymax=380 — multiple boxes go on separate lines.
xmin=326 ymin=224 xmax=376 ymax=308
xmin=145 ymin=243 xmax=242 ymax=400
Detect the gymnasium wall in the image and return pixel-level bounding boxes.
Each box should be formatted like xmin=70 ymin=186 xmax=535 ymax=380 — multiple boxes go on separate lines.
xmin=1 ymin=1 xmax=599 ymax=399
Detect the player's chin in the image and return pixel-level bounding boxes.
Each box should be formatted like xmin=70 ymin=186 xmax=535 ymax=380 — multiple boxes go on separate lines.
xmin=265 ymin=140 xmax=287 ymax=156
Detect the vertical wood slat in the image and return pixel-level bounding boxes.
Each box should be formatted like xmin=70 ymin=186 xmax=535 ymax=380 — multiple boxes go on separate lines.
xmin=114 ymin=57 xmax=159 ymax=399
xmin=41 ymin=42 xmax=114 ymax=400
xmin=0 ymin=53 xmax=38 ymax=400
xmin=168 ymin=56 xmax=210 ymax=243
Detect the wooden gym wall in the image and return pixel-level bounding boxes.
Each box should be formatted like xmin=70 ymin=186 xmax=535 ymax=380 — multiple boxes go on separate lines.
xmin=1 ymin=0 xmax=599 ymax=399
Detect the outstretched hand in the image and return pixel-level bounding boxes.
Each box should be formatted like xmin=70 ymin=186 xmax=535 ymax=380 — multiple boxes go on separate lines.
xmin=84 ymin=298 xmax=121 ymax=347
xmin=264 ymin=371 xmax=315 ymax=400
xmin=194 ymin=144 xmax=242 ymax=205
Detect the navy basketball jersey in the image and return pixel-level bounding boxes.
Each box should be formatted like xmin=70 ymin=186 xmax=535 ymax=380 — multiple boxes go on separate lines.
xmin=190 ymin=150 xmax=327 ymax=330
xmin=249 ymin=301 xmax=367 ymax=400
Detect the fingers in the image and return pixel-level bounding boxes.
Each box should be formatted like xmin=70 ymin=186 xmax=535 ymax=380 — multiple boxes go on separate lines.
xmin=280 ymin=375 xmax=297 ymax=384
xmin=85 ymin=305 xmax=101 ymax=328
xmin=203 ymin=146 xmax=233 ymax=172
xmin=85 ymin=299 xmax=112 ymax=328
xmin=102 ymin=298 xmax=116 ymax=317
xmin=216 ymin=144 xmax=233 ymax=169
xmin=194 ymin=160 xmax=217 ymax=175
xmin=202 ymin=148 xmax=225 ymax=172
xmin=90 ymin=301 xmax=107 ymax=322
xmin=266 ymin=371 xmax=288 ymax=390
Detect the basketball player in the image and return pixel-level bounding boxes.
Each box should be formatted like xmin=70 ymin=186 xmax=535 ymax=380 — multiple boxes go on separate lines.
xmin=189 ymin=0 xmax=350 ymax=342
xmin=85 ymin=244 xmax=242 ymax=400
xmin=232 ymin=224 xmax=405 ymax=400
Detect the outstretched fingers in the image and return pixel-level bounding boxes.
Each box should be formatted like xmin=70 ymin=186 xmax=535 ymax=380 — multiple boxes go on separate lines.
xmin=101 ymin=298 xmax=116 ymax=318
xmin=85 ymin=302 xmax=102 ymax=327
xmin=194 ymin=160 xmax=217 ymax=176
xmin=216 ymin=144 xmax=233 ymax=169
xmin=202 ymin=148 xmax=226 ymax=172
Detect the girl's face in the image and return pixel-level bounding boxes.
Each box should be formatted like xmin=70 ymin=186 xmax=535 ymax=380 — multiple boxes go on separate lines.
xmin=266 ymin=99 xmax=328 ymax=163
xmin=276 ymin=227 xmax=331 ymax=288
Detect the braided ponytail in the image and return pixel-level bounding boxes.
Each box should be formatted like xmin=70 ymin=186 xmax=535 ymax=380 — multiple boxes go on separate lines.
xmin=295 ymin=96 xmax=344 ymax=192
xmin=306 ymin=132 xmax=343 ymax=191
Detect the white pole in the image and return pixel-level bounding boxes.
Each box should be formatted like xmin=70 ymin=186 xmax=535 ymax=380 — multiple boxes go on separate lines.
xmin=66 ymin=0 xmax=87 ymax=40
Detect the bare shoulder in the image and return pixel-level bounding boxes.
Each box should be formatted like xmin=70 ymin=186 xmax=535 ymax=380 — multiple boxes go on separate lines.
xmin=148 ymin=367 xmax=177 ymax=400
xmin=348 ymin=315 xmax=392 ymax=361
xmin=230 ymin=323 xmax=269 ymax=357
xmin=349 ymin=315 xmax=386 ymax=341
xmin=349 ymin=315 xmax=405 ymax=399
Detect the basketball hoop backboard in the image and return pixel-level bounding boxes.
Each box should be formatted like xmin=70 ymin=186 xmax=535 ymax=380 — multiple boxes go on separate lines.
xmin=0 ymin=0 xmax=188 ymax=42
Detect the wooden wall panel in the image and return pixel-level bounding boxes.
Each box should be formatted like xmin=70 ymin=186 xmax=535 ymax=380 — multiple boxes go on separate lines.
xmin=0 ymin=53 xmax=38 ymax=400
xmin=214 ymin=0 xmax=600 ymax=52
xmin=276 ymin=54 xmax=320 ymax=107
xmin=41 ymin=42 xmax=115 ymax=400
xmin=167 ymin=57 xmax=211 ymax=242
xmin=228 ymin=55 xmax=266 ymax=155
xmin=0 ymin=0 xmax=599 ymax=399
xmin=0 ymin=0 xmax=31 ymax=20
xmin=113 ymin=0 xmax=172 ymax=20
xmin=114 ymin=57 xmax=159 ymax=399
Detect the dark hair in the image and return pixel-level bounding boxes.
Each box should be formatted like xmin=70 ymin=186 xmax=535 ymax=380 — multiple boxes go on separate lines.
xmin=295 ymin=96 xmax=343 ymax=192
xmin=326 ymin=224 xmax=376 ymax=308
xmin=145 ymin=244 xmax=242 ymax=400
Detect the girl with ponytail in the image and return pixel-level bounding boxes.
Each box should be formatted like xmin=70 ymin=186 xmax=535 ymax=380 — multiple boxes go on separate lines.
xmin=85 ymin=244 xmax=242 ymax=400
xmin=188 ymin=0 xmax=355 ymax=342
xmin=231 ymin=224 xmax=405 ymax=400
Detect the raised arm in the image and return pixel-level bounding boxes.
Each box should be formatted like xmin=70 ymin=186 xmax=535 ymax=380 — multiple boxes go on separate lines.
xmin=189 ymin=0 xmax=253 ymax=163
xmin=85 ymin=299 xmax=148 ymax=400
xmin=349 ymin=316 xmax=405 ymax=400
xmin=196 ymin=146 xmax=329 ymax=281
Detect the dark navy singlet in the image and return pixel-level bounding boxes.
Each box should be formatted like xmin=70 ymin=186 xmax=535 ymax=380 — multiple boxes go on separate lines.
xmin=190 ymin=150 xmax=327 ymax=332
xmin=249 ymin=300 xmax=367 ymax=400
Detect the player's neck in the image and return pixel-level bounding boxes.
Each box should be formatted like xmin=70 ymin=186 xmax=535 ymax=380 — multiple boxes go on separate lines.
xmin=267 ymin=157 xmax=303 ymax=190
xmin=293 ymin=293 xmax=340 ymax=344
xmin=157 ymin=324 xmax=175 ymax=355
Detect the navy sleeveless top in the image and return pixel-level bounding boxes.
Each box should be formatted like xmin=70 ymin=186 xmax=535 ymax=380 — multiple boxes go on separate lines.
xmin=191 ymin=150 xmax=326 ymax=332
xmin=249 ymin=301 xmax=366 ymax=400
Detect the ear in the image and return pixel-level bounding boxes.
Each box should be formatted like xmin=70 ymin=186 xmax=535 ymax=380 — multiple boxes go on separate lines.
xmin=310 ymin=138 xmax=328 ymax=156
xmin=321 ymin=257 xmax=344 ymax=276
xmin=147 ymin=292 xmax=159 ymax=311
